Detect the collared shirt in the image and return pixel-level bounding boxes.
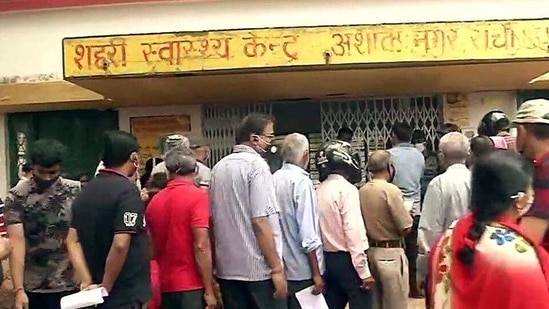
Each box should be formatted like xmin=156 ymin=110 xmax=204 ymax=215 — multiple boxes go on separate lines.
xmin=359 ymin=178 xmax=413 ymax=241
xmin=273 ymin=163 xmax=324 ymax=281
xmin=146 ymin=177 xmax=209 ymax=292
xmin=71 ymin=171 xmax=151 ymax=307
xmin=388 ymin=143 xmax=425 ymax=215
xmin=418 ymin=163 xmax=471 ymax=254
xmin=5 ymin=177 xmax=81 ymax=292
xmin=317 ymin=174 xmax=371 ymax=279
xmin=210 ymin=144 xmax=283 ymax=281
xmin=152 ymin=161 xmax=211 ymax=188
xmin=498 ymin=131 xmax=517 ymax=152
xmin=196 ymin=161 xmax=211 ymax=187
xmin=525 ymin=152 xmax=549 ymax=250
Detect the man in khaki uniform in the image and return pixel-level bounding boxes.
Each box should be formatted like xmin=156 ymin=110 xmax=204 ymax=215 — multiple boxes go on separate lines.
xmin=359 ymin=150 xmax=413 ymax=309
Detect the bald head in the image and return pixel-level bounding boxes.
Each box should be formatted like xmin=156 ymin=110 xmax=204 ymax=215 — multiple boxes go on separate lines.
xmin=368 ymin=150 xmax=392 ymax=173
xmin=281 ymin=133 xmax=309 ymax=168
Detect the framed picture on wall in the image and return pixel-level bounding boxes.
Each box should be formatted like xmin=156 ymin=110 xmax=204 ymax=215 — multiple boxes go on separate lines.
xmin=130 ymin=115 xmax=191 ymax=172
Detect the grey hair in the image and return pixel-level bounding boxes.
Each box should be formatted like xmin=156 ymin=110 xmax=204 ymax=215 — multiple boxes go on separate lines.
xmin=164 ymin=148 xmax=197 ymax=176
xmin=162 ymin=134 xmax=190 ymax=155
xmin=281 ymin=133 xmax=309 ymax=164
xmin=368 ymin=150 xmax=392 ymax=172
xmin=439 ymin=132 xmax=470 ymax=161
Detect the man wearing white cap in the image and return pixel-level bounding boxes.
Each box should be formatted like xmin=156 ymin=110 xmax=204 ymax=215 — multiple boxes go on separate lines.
xmin=188 ymin=135 xmax=212 ymax=188
xmin=151 ymin=134 xmax=191 ymax=176
xmin=514 ymin=99 xmax=549 ymax=251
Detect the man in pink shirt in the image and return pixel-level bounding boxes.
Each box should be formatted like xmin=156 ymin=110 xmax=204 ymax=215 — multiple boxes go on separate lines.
xmin=315 ymin=140 xmax=375 ymax=309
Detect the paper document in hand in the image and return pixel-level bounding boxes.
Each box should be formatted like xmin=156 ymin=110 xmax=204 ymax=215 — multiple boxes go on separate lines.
xmin=295 ymin=286 xmax=329 ymax=309
xmin=60 ymin=287 xmax=109 ymax=309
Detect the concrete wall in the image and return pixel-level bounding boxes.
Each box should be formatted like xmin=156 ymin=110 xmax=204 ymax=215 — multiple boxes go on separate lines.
xmin=443 ymin=91 xmax=518 ymax=137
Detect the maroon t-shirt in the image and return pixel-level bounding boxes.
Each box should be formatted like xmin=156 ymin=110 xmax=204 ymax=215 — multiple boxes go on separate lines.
xmin=525 ymin=152 xmax=549 ymax=250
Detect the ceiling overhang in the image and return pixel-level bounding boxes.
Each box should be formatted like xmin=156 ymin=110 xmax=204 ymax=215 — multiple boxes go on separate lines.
xmin=0 ymin=80 xmax=106 ymax=112
xmin=64 ymin=60 xmax=549 ymax=108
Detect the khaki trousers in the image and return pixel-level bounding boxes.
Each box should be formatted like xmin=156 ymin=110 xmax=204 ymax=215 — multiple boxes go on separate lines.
xmin=368 ymin=247 xmax=409 ymax=309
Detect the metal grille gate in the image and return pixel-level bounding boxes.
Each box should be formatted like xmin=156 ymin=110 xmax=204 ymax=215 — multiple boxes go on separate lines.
xmin=320 ymin=96 xmax=442 ymax=169
xmin=202 ymin=103 xmax=273 ymax=165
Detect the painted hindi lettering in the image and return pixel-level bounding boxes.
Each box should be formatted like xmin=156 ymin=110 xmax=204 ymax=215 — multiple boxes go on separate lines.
xmin=141 ymin=37 xmax=231 ymax=66
xmin=412 ymin=29 xmax=458 ymax=56
xmin=330 ymin=30 xmax=403 ymax=57
xmin=242 ymin=34 xmax=299 ymax=60
xmin=472 ymin=23 xmax=517 ymax=50
xmin=518 ymin=27 xmax=549 ymax=51
xmin=73 ymin=39 xmax=127 ymax=70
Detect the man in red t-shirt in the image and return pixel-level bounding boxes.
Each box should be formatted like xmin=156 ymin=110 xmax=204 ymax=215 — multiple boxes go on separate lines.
xmin=145 ymin=149 xmax=217 ymax=309
xmin=514 ymin=99 xmax=549 ymax=248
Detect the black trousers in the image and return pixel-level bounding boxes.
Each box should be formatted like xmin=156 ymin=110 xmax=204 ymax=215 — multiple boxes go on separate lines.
xmin=324 ymin=251 xmax=373 ymax=309
xmin=27 ymin=290 xmax=77 ymax=309
xmin=405 ymin=215 xmax=421 ymax=295
xmin=287 ymin=279 xmax=314 ymax=309
xmin=161 ymin=289 xmax=204 ymax=309
xmin=217 ymin=278 xmax=287 ymax=309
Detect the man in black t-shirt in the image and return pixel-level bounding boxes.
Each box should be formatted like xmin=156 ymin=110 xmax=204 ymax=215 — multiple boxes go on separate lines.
xmin=67 ymin=131 xmax=151 ymax=309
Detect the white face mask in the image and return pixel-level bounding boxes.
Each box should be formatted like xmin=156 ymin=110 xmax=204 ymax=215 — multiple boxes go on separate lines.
xmin=252 ymin=134 xmax=271 ymax=153
xmin=415 ymin=143 xmax=426 ymax=153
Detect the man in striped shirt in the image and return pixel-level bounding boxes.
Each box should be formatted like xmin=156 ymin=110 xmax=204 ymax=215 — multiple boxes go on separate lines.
xmin=210 ymin=113 xmax=286 ymax=309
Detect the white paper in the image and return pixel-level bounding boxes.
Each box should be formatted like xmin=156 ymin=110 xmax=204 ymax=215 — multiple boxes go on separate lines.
xmin=60 ymin=287 xmax=109 ymax=309
xmin=295 ymin=286 xmax=329 ymax=309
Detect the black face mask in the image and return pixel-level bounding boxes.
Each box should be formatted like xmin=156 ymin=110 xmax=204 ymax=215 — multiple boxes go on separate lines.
xmin=34 ymin=177 xmax=58 ymax=190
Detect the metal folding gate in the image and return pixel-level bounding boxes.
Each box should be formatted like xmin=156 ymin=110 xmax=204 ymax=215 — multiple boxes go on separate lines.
xmin=202 ymin=96 xmax=442 ymax=170
xmin=201 ymin=103 xmax=273 ymax=165
xmin=320 ymin=96 xmax=442 ymax=167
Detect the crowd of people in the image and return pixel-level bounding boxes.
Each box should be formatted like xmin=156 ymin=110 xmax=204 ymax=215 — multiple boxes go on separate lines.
xmin=0 ymin=99 xmax=549 ymax=309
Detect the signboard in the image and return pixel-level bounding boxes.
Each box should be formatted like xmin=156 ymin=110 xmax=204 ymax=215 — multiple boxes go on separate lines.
xmin=63 ymin=19 xmax=549 ymax=78
xmin=129 ymin=115 xmax=191 ymax=172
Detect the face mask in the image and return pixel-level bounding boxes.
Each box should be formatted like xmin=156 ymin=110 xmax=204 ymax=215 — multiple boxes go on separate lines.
xmin=34 ymin=177 xmax=58 ymax=190
xmin=415 ymin=143 xmax=426 ymax=153
xmin=252 ymin=135 xmax=271 ymax=155
xmin=514 ymin=192 xmax=534 ymax=217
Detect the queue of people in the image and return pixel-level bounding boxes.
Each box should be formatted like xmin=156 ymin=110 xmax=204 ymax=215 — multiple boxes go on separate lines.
xmin=1 ymin=99 xmax=549 ymax=309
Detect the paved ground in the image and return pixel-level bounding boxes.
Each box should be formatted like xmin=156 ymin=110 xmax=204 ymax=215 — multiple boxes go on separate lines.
xmin=409 ymin=298 xmax=425 ymax=308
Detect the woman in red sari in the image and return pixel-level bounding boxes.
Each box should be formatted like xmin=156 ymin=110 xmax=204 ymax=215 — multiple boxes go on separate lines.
xmin=428 ymin=151 xmax=549 ymax=309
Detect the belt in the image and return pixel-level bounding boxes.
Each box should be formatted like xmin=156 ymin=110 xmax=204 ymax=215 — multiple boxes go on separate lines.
xmin=369 ymin=239 xmax=404 ymax=248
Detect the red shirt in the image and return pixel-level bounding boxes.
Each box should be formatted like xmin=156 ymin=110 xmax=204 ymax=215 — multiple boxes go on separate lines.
xmin=145 ymin=178 xmax=210 ymax=292
xmin=526 ymin=152 xmax=549 ymax=250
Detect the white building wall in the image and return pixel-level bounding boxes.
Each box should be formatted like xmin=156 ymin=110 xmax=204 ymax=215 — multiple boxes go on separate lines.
xmin=1 ymin=0 xmax=549 ymax=79
xmin=1 ymin=0 xmax=538 ymax=192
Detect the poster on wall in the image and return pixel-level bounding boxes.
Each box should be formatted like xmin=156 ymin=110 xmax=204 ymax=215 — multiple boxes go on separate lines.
xmin=130 ymin=115 xmax=191 ymax=173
